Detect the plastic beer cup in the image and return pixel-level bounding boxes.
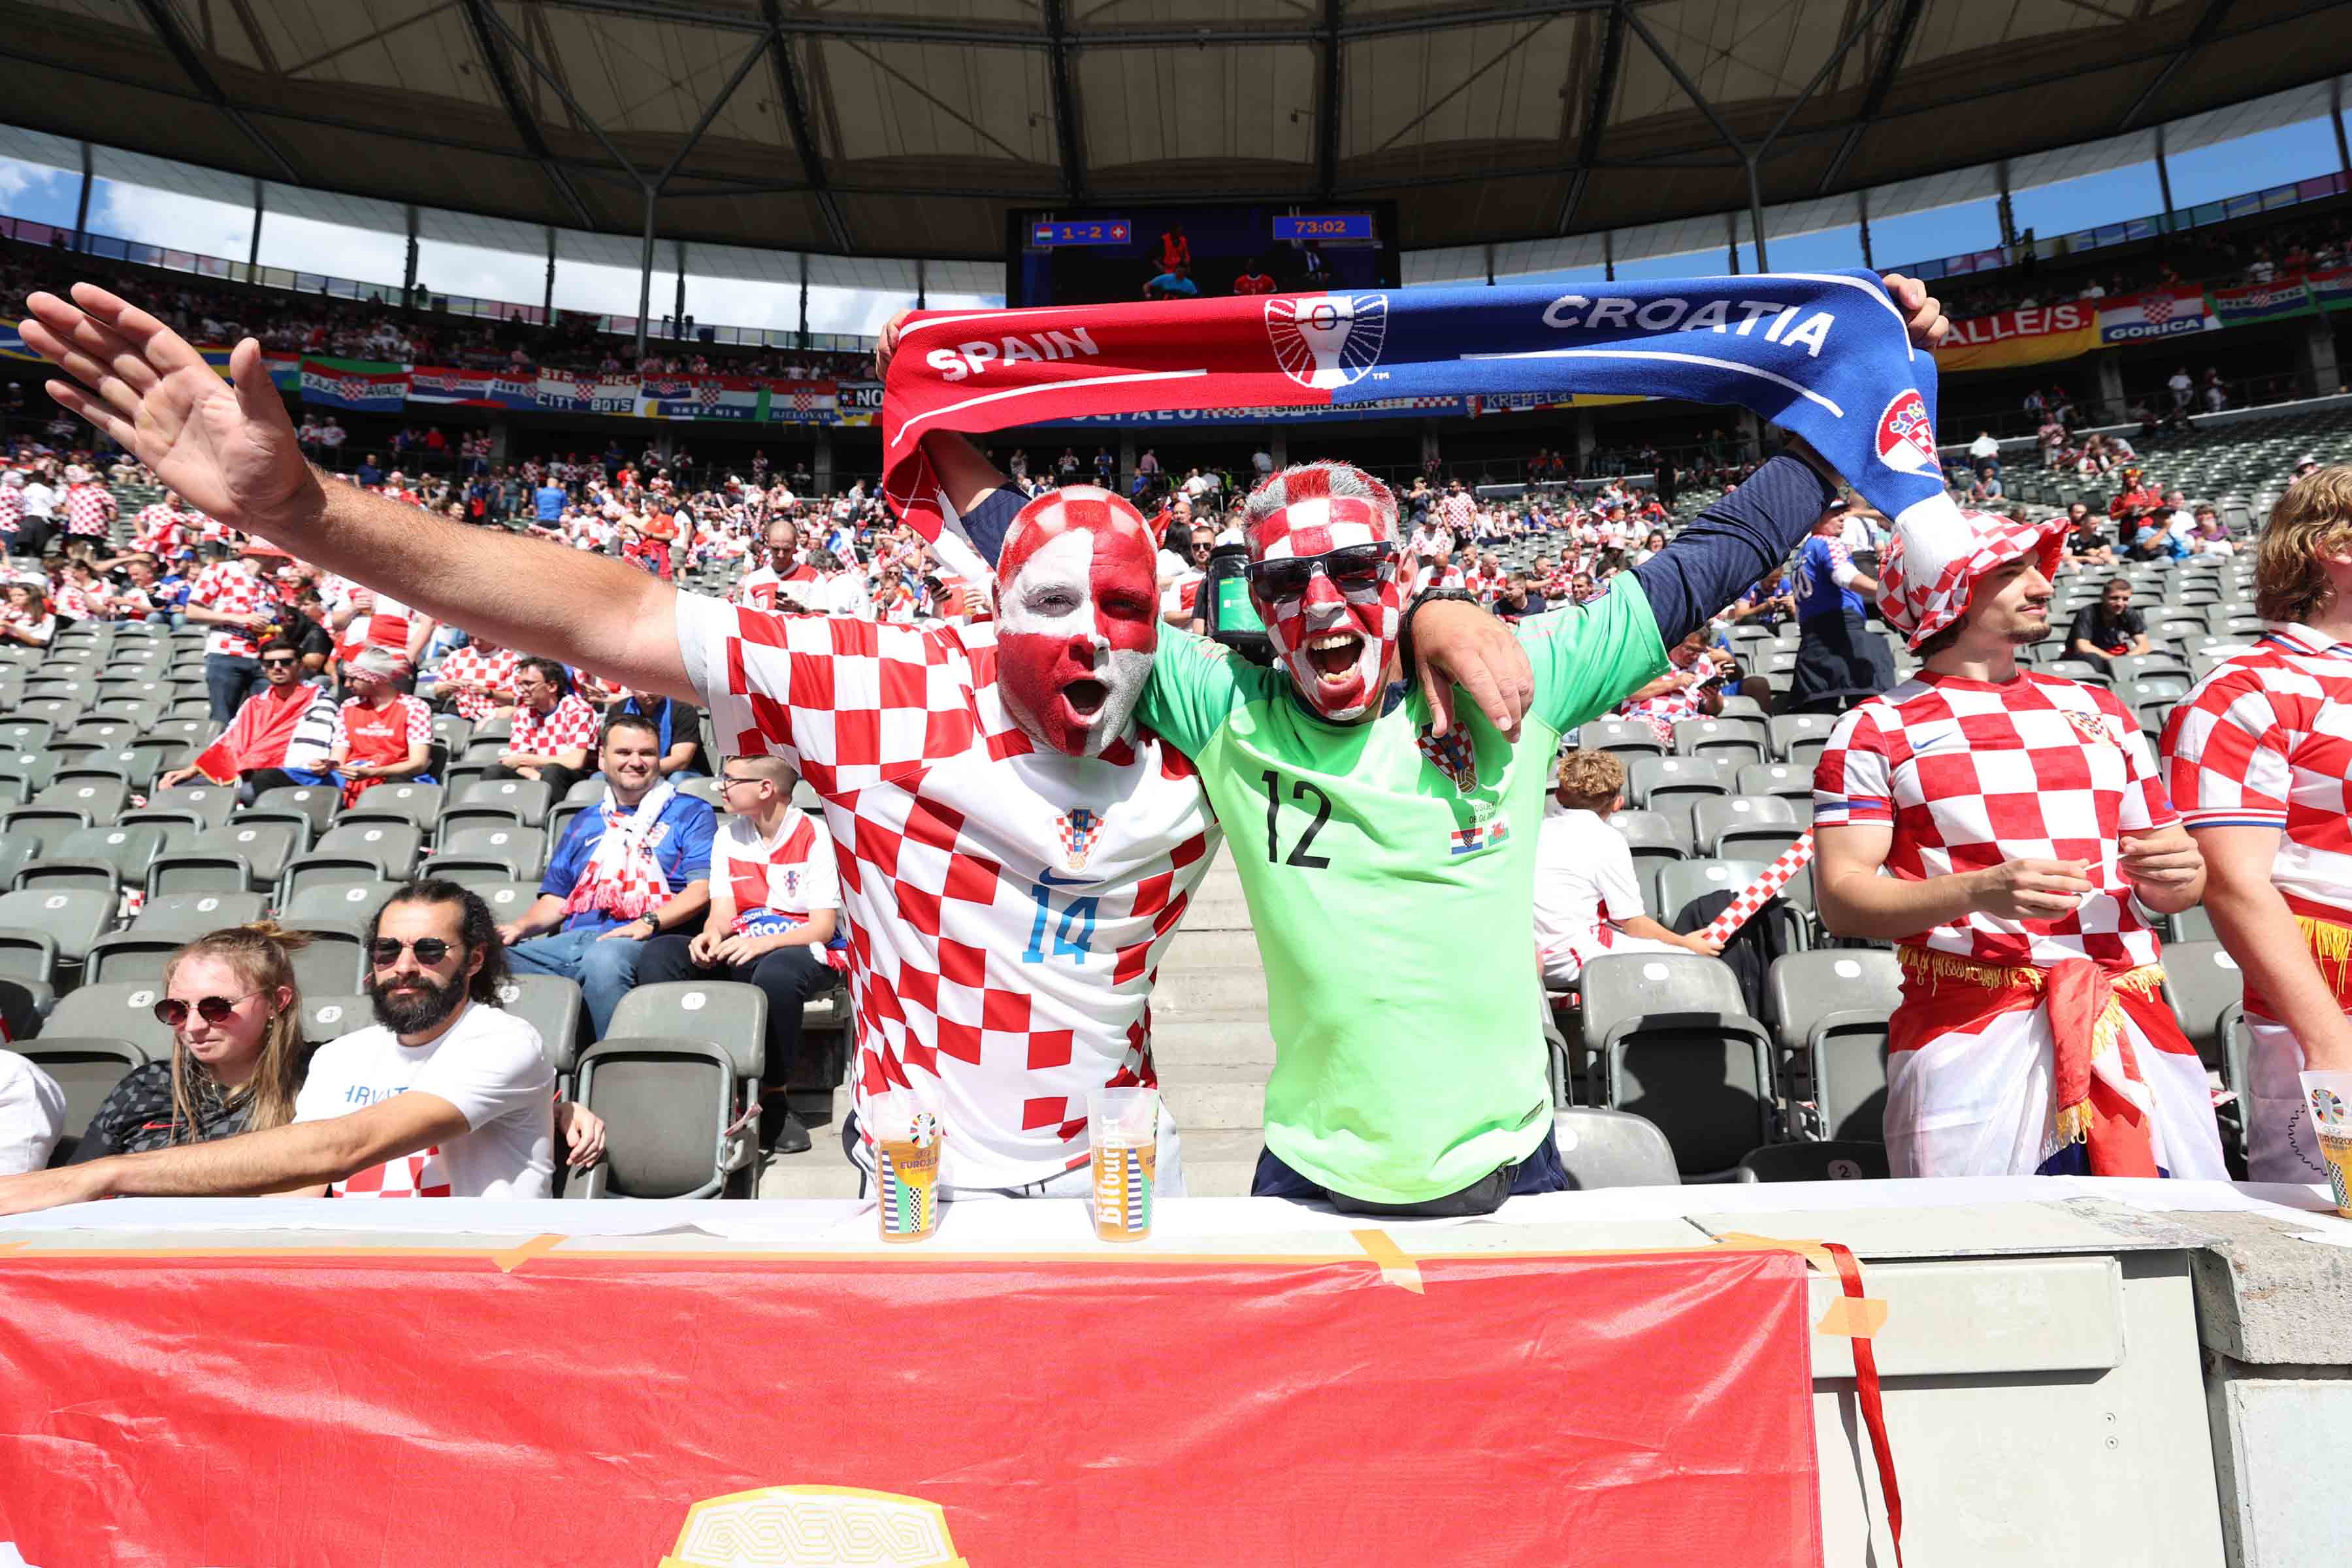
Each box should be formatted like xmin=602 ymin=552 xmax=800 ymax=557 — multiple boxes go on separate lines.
xmin=2302 ymin=1070 xmax=2352 ymax=1219
xmin=1088 ymin=1086 xmax=1158 ymax=1243
xmin=869 ymin=1090 xmax=943 ymax=1243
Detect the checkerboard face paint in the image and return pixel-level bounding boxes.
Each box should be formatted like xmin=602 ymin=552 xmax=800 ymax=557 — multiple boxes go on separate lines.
xmin=1249 ymin=493 xmax=1401 ymax=722
xmin=995 ymin=485 xmax=1159 ymax=757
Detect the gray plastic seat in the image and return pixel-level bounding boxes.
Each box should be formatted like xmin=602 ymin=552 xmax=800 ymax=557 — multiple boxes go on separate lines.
xmin=16 ymin=822 xmax=178 ymax=896
xmin=149 ymin=820 xmax=307 ymax=894
xmin=1690 ymin=796 xmax=1803 ymax=860
xmin=148 ymin=783 xmax=240 ymax=830
xmin=1765 ymin=949 xmax=1902 ymax=1141
xmin=307 ymin=821 xmax=427 ymax=877
xmin=1652 ymin=857 xmax=1769 ymax=927
xmin=1578 ymin=717 xmax=1663 ymax=757
xmin=300 ymin=992 xmax=370 ymax=1044
xmin=1737 ymin=1141 xmax=1889 ymax=1182
xmin=134 ymin=890 xmax=270 ymax=936
xmin=436 ymin=822 xmax=546 ymax=876
xmin=284 ymin=921 xmax=370 ymax=996
xmin=284 ymin=879 xmax=402 ymax=927
xmin=1552 ymin=1107 xmax=1681 ymax=1189
xmin=568 ymin=1036 xmax=757 ymax=1200
xmin=18 ymin=1039 xmax=147 ymax=1146
xmin=82 ymin=931 xmax=187 ymax=985
xmin=607 ymin=981 xmax=768 ymax=1075
xmin=1626 ymin=755 xmax=1736 ymax=809
xmin=0 ymin=888 xmax=114 ymax=965
xmin=248 ymin=784 xmax=338 ymax=838
xmin=2163 ymin=939 xmax=2243 ymax=1071
xmin=454 ymin=777 xmax=553 ymax=828
xmin=470 ymin=879 xmax=542 ymax=924
xmin=43 ymin=980 xmax=182 ymax=1062
xmin=1671 ymin=716 xmax=1768 ymax=764
xmin=31 ymin=774 xmax=129 ymax=827
xmin=334 ymin=782 xmax=444 ymax=831
xmin=489 ymin=973 xmax=589 ymax=1079
xmin=1582 ymin=950 xmax=1776 ymax=1181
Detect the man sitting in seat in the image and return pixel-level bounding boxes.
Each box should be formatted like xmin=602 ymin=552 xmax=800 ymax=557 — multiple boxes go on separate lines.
xmin=0 ymin=881 xmax=566 ymax=1211
xmin=158 ymin=636 xmax=340 ymax=800
xmin=636 ymin=753 xmax=841 ymax=1154
xmin=327 ymin=647 xmax=433 ymax=807
xmin=1534 ymin=751 xmax=1721 ymax=989
xmin=0 ymin=1047 xmax=65 ymax=1175
xmin=491 ymin=657 xmax=599 ymax=800
xmin=498 ymin=713 xmax=716 ymax=1037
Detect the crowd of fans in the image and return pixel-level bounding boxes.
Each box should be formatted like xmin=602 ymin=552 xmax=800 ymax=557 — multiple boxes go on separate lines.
xmin=1930 ymin=211 xmax=2352 ymax=323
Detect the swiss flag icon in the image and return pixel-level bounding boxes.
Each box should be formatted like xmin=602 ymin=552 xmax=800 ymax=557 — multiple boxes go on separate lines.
xmin=1111 ymin=223 xmax=1128 ymax=240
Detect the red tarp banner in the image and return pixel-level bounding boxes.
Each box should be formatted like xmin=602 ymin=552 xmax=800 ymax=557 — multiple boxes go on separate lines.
xmin=0 ymin=1245 xmax=1821 ymax=1566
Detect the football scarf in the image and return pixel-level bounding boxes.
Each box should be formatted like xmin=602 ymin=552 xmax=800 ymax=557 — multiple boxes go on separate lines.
xmin=881 ymin=274 xmax=1962 ymax=562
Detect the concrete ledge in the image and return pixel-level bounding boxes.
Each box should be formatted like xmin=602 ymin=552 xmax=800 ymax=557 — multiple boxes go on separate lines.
xmin=2189 ymin=1209 xmax=2352 ymax=1366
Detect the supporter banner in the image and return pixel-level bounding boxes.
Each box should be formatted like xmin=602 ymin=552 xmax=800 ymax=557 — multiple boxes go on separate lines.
xmin=260 ymin=351 xmax=301 ymax=392
xmin=0 ymin=326 xmax=35 ymax=363
xmin=408 ymin=365 xmax=537 ymax=410
xmin=2306 ymin=267 xmax=2352 ymax=313
xmin=2098 ymin=286 xmax=2221 ymax=345
xmin=1933 ymin=301 xmax=2101 ymax=372
xmin=640 ymin=373 xmax=770 ymax=421
xmin=765 ymin=378 xmax=840 ymax=425
xmin=0 ymin=1245 xmax=1821 ymax=1565
xmin=836 ymin=378 xmax=885 ymax=427
xmin=1046 ymin=394 xmax=1473 ymax=427
xmin=297 ymin=355 xmax=410 ymax=412
xmin=2209 ymin=276 xmax=2315 ymax=327
xmin=535 ymin=369 xmax=640 ymax=416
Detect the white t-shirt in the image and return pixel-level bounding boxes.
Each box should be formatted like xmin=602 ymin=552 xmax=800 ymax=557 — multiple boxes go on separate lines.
xmin=0 ymin=1049 xmax=65 ymax=1175
xmin=1531 ymin=808 xmax=1647 ymax=965
xmin=20 ymin=482 xmax=55 ymax=520
xmin=716 ymin=806 xmax=841 ymax=923
xmin=295 ymin=1000 xmax=555 ymax=1198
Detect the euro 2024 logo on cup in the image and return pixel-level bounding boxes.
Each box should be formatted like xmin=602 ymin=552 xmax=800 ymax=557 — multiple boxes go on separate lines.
xmin=1875 ymin=390 xmax=1942 ymax=478
xmin=1266 ymin=294 xmax=1388 ymax=390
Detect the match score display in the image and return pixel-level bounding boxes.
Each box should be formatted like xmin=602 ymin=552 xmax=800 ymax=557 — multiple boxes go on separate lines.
xmin=1007 ymin=201 xmax=1399 ymax=309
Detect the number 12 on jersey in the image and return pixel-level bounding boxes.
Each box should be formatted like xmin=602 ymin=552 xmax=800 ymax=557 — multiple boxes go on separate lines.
xmin=1024 ymin=879 xmax=1100 ymax=964
xmin=1262 ymin=770 xmax=1333 ymax=869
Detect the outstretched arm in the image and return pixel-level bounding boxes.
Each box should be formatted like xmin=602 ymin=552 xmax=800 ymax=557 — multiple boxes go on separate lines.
xmin=21 ymin=285 xmax=693 ymax=701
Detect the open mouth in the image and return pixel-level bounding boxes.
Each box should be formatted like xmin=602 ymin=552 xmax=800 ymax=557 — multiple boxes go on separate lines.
xmin=1305 ymin=631 xmax=1362 ymax=681
xmin=1062 ymin=678 xmax=1109 ymax=721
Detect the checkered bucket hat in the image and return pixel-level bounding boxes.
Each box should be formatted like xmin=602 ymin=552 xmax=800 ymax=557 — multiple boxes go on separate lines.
xmin=1876 ymin=508 xmax=2070 ymax=649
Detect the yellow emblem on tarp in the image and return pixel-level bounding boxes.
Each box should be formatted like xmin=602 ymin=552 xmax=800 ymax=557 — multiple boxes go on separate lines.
xmin=660 ymin=1486 xmax=970 ymax=1568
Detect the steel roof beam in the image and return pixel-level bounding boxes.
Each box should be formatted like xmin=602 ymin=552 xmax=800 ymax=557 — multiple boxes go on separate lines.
xmin=1556 ymin=0 xmax=1627 ymax=233
xmin=1044 ymin=0 xmax=1086 ymax=202
xmin=760 ymin=0 xmax=853 ymax=252
xmin=531 ymin=0 xmax=1615 ymax=46
xmin=1814 ymin=0 xmax=1927 ymax=195
xmin=2117 ymin=0 xmax=2237 ymax=132
xmin=1317 ymin=0 xmax=1341 ymax=198
xmin=459 ymin=0 xmax=596 ymax=227
xmin=129 ymin=0 xmax=302 ymax=184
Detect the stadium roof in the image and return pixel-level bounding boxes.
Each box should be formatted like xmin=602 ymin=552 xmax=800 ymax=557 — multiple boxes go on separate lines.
xmin=0 ymin=0 xmax=2345 ymax=280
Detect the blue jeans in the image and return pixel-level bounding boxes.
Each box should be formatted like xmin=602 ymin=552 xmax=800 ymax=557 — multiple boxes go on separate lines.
xmin=504 ymin=924 xmax=645 ymax=1037
xmin=205 ymin=652 xmax=260 ymax=723
xmin=1250 ymin=1128 xmax=1569 ymax=1213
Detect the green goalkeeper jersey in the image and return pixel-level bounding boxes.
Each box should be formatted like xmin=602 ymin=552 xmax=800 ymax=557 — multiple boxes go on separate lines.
xmin=1136 ymin=577 xmax=1667 ymax=1202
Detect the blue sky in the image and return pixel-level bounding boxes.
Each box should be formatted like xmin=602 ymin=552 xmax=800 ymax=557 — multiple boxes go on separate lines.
xmin=0 ymin=110 xmax=2344 ymax=335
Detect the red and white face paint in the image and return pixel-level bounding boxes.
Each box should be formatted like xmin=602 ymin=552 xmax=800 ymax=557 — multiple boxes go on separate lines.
xmin=1249 ymin=495 xmax=1401 ymax=722
xmin=995 ymin=486 xmax=1159 ymax=757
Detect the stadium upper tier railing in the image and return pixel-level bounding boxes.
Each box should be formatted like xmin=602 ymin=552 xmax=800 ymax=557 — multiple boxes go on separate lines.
xmin=0 ymin=216 xmax=879 ymax=356
xmin=1890 ymin=171 xmax=2352 ymax=285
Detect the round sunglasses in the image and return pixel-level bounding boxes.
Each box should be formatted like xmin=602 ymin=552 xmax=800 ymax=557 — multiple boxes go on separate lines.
xmin=153 ymin=990 xmax=265 ymax=1028
xmin=370 ymin=937 xmax=455 ymax=966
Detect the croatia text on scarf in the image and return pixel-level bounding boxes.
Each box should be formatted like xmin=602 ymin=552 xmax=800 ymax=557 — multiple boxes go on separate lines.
xmin=879 ymin=273 xmax=1967 ymax=573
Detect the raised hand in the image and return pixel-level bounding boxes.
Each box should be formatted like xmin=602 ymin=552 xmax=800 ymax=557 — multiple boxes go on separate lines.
xmin=19 ymin=284 xmax=318 ymax=541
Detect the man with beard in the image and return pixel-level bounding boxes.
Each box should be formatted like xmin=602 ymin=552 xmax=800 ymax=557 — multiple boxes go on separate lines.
xmin=0 ymin=882 xmax=566 ymax=1210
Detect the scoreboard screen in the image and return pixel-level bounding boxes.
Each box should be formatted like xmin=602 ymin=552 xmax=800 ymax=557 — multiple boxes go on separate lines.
xmin=1007 ymin=201 xmax=1399 ymax=309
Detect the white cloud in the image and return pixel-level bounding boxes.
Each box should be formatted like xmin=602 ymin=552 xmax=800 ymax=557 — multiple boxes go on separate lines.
xmin=93 ymin=180 xmax=256 ymax=261
xmin=0 ymin=155 xmax=67 ymax=205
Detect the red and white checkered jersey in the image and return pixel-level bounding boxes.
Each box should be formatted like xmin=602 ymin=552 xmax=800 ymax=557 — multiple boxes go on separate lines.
xmin=189 ymin=560 xmax=267 ymax=657
xmin=2164 ymin=623 xmax=2352 ymax=925
xmin=1618 ymin=653 xmax=1720 ymax=747
xmin=733 ymin=562 xmax=819 ymax=612
xmin=1436 ymin=493 xmax=1477 ymax=536
xmin=329 ymin=692 xmax=432 ymax=753
xmin=61 ymin=483 xmax=114 ymax=537
xmin=675 ymin=591 xmax=1220 ymax=1190
xmin=0 ymin=487 xmax=26 ymax=536
xmin=52 ymin=581 xmax=103 ymax=621
xmin=433 ymin=644 xmax=516 ymax=723
xmin=1813 ymin=670 xmax=2177 ymax=968
xmin=131 ymin=503 xmax=187 ymax=555
xmin=509 ymin=692 xmax=601 ymax=758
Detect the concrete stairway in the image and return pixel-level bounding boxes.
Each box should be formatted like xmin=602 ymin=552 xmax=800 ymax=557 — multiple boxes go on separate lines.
xmin=760 ymin=846 xmax=1275 ymax=1198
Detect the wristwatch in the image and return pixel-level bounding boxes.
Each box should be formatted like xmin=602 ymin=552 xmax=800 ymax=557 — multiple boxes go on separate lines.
xmin=1397 ymin=586 xmax=1482 ymax=689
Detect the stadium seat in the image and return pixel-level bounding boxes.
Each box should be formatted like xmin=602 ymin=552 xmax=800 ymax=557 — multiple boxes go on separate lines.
xmin=0 ymin=888 xmax=113 ymax=968
xmin=2163 ymin=939 xmax=2242 ymax=1071
xmin=284 ymin=923 xmax=371 ymax=995
xmin=490 ymin=973 xmax=589 ymax=1082
xmin=149 ymin=821 xmax=307 ymax=895
xmin=570 ymin=1034 xmax=762 ymax=1199
xmin=284 ymin=880 xmax=402 ymax=926
xmin=0 ymin=718 xmax=54 ymax=752
xmin=471 ymin=880 xmax=542 ymax=924
xmin=33 ymin=773 xmax=130 ymax=827
xmin=1690 ymin=796 xmax=1803 ymax=860
xmin=1625 ymin=755 xmax=1734 ymax=811
xmin=1672 ymin=717 xmax=1767 ymax=766
xmin=301 ymin=993 xmax=370 ymax=1044
xmin=42 ymin=981 xmax=180 ymax=1062
xmin=417 ymin=857 xmax=524 ymax=889
xmin=334 ymin=783 xmax=444 ymax=832
xmin=149 ymin=784 xmax=240 ymax=830
xmin=2167 ymin=904 xmax=2217 ymax=944
xmin=454 ymin=777 xmax=554 ymax=827
xmin=1736 ymin=1141 xmax=1889 ymax=1182
xmin=1552 ymin=1107 xmax=1680 ymax=1188
xmin=135 ymin=890 xmax=270 ymax=936
xmin=1737 ymin=762 xmax=1814 ymax=805
xmin=249 ymin=784 xmax=339 ymax=838
xmin=1765 ymin=949 xmax=1902 ymax=1140
xmin=676 ymin=777 xmax=725 ymax=809
xmin=15 ymin=823 xmax=178 ymax=896
xmin=308 ymin=821 xmax=426 ymax=878
xmin=81 ymin=931 xmax=190 ymax=985
xmin=1652 ymin=857 xmax=1767 ymax=927
xmin=18 ymin=1039 xmax=146 ymax=1151
xmin=1583 ymin=951 xmax=1776 ymax=1181
xmin=0 ymin=752 xmax=60 ymax=796
xmin=436 ymin=823 xmax=546 ymax=876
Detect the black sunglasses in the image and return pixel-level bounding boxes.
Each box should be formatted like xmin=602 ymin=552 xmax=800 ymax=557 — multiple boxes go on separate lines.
xmin=153 ymin=991 xmax=263 ymax=1028
xmin=370 ymin=937 xmax=455 ymax=965
xmin=259 ymin=655 xmax=299 ymax=668
xmin=1247 ymin=542 xmax=1396 ymax=601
